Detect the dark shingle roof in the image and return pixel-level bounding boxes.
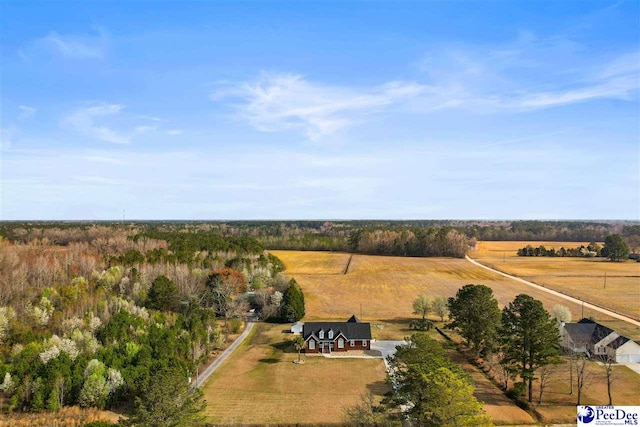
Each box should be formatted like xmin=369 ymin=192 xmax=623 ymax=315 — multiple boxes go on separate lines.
xmin=303 ymin=316 xmax=371 ymax=341
xmin=565 ymin=318 xmax=617 ymax=345
xmin=347 ymin=315 xmax=361 ymax=323
xmin=564 ymin=323 xmax=597 ymax=344
xmin=577 ymin=319 xmax=615 ymax=345
xmin=607 ymin=336 xmax=630 ymax=350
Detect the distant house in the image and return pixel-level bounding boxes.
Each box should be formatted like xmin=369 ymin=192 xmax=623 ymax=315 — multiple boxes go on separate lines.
xmin=303 ymin=315 xmax=372 ymax=354
xmin=560 ymin=318 xmax=640 ymax=363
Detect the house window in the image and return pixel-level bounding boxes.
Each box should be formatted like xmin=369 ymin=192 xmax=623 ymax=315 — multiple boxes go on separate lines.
xmin=328 ymin=330 xmax=334 ymax=339
xmin=319 ymin=330 xmax=324 ymax=339
xmin=338 ymin=338 xmax=344 ymax=349
xmin=309 ymin=340 xmax=315 ymax=350
xmin=362 ymin=340 xmax=367 ymax=347
xmin=350 ymin=340 xmax=355 ymax=347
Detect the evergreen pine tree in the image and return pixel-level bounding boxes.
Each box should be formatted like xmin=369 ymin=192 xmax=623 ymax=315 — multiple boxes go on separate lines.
xmin=282 ymin=279 xmax=305 ymax=322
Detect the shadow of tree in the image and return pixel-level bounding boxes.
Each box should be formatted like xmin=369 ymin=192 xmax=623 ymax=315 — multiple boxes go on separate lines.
xmin=366 ymin=380 xmax=391 ymax=395
xmin=271 ymin=340 xmax=294 ymax=353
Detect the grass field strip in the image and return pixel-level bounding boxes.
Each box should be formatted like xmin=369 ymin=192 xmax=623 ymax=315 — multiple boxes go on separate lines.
xmin=194 ymin=321 xmax=256 ymax=388
xmin=466 ymin=256 xmax=640 ymax=327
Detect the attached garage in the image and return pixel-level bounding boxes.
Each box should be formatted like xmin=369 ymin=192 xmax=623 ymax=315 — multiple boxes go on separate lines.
xmin=607 ymin=337 xmax=640 ymax=363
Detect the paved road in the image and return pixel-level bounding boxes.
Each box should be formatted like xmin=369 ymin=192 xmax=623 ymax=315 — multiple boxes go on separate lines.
xmin=466 ymin=256 xmax=640 ymax=327
xmin=193 ymin=321 xmax=255 ymax=388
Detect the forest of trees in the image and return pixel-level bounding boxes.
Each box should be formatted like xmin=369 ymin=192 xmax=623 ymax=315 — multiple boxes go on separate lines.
xmin=0 ymin=224 xmax=301 ymax=421
xmin=3 ymin=220 xmax=637 ymax=260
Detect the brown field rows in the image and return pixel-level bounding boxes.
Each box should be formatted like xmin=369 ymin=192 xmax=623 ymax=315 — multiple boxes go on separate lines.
xmin=271 ymin=250 xmax=640 ymax=340
xmin=203 ymin=322 xmax=389 ymax=425
xmin=470 ymin=241 xmax=640 ymax=322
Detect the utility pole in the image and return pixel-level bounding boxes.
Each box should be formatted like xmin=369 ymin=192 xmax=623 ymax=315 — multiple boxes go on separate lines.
xmin=603 ymin=272 xmax=607 ymax=289
xmin=360 ymin=303 xmax=363 ymax=318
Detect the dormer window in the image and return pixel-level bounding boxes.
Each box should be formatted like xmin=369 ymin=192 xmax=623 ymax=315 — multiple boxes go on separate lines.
xmin=319 ymin=330 xmax=324 ymax=339
xmin=328 ymin=330 xmax=334 ymax=339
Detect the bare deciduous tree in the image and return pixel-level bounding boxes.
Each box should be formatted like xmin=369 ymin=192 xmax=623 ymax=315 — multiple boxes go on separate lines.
xmin=537 ymin=361 xmax=563 ymax=404
xmin=575 ymin=354 xmax=589 ymax=405
xmin=597 ymin=354 xmax=616 ymax=405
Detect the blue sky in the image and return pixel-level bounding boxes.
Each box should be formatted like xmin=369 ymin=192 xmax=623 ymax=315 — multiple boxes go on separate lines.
xmin=1 ymin=1 xmax=638 ymax=220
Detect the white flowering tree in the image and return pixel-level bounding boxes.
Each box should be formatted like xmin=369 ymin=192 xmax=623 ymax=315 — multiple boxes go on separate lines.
xmin=0 ymin=372 xmax=15 ymax=396
xmin=0 ymin=306 xmax=15 ymax=344
xmin=26 ymin=296 xmax=55 ymax=327
xmin=79 ymin=359 xmax=123 ymax=408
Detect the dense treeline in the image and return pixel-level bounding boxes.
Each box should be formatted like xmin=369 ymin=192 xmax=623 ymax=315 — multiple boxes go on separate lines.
xmin=516 ymin=234 xmax=636 ymax=262
xmin=2 ymin=220 xmax=637 ymax=246
xmin=1 ymin=220 xmax=637 ymax=262
xmin=133 ymin=230 xmax=265 ymax=262
xmin=517 ymin=243 xmax=602 ymax=258
xmin=0 ymin=225 xmax=296 ymax=420
xmin=349 ymin=227 xmax=471 ymax=258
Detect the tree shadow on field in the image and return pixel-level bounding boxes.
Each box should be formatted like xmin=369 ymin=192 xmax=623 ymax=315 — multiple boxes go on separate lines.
xmin=366 ymin=380 xmax=391 ymax=396
xmin=270 ymin=340 xmax=295 ymax=354
xmin=258 ymin=357 xmax=280 ymax=364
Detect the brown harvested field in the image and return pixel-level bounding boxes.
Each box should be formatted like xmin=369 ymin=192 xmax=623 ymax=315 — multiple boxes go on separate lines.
xmin=202 ymin=322 xmax=389 ymax=425
xmin=271 ymin=250 xmax=640 ymax=340
xmin=532 ymin=360 xmax=640 ymax=423
xmin=470 ymin=241 xmax=640 ymax=322
xmin=279 ymin=251 xmax=352 ymax=275
xmin=0 ymin=406 xmax=122 ymax=427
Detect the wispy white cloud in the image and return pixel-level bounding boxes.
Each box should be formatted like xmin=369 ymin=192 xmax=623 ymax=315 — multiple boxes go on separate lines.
xmin=22 ymin=29 xmax=108 ymax=60
xmin=167 ymin=129 xmax=184 ymax=135
xmin=212 ymin=41 xmax=637 ymax=140
xmin=134 ymin=125 xmax=159 ymax=133
xmin=63 ymin=104 xmax=130 ymax=144
xmin=416 ymin=33 xmax=639 ymax=112
xmin=18 ymin=105 xmax=37 ymax=120
xmin=84 ymin=154 xmax=129 ymax=165
xmin=62 ymin=103 xmax=157 ymax=144
xmin=211 ymin=74 xmax=426 ymax=140
xmin=506 ymin=51 xmax=639 ymax=109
